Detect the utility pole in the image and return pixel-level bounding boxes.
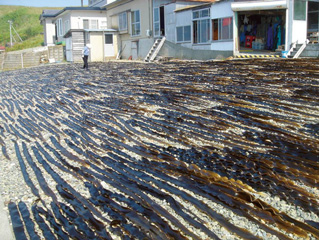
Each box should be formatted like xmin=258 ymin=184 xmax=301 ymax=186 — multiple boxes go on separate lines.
xmin=8 ymin=20 xmax=22 ymax=47
xmin=81 ymin=0 xmax=83 ymax=7
xmin=8 ymin=20 xmax=12 ymax=47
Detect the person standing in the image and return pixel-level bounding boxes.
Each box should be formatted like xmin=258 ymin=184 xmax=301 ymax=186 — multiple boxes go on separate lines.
xmin=82 ymin=44 xmax=90 ymax=70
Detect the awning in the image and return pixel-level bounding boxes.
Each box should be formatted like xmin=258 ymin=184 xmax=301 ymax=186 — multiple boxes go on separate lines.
xmin=231 ymin=0 xmax=287 ymax=11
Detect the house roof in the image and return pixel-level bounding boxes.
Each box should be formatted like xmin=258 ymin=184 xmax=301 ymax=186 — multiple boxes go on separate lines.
xmin=41 ymin=9 xmax=61 ymax=18
xmin=40 ymin=7 xmax=106 ymax=19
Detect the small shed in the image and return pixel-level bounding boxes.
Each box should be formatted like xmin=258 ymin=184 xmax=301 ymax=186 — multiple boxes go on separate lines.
xmin=64 ymin=29 xmax=118 ymax=62
xmin=0 ymin=46 xmax=6 ymax=52
xmin=84 ymin=29 xmax=118 ymax=61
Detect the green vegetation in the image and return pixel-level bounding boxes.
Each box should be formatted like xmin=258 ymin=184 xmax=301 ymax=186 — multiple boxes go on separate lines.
xmin=0 ymin=5 xmax=60 ymax=52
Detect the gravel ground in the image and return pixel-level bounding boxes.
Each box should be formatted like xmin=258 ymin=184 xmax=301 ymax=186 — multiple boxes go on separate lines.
xmin=0 ymin=59 xmax=318 ymax=240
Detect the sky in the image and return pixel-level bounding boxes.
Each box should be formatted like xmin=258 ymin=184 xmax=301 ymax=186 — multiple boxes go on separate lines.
xmin=0 ymin=0 xmax=88 ymax=7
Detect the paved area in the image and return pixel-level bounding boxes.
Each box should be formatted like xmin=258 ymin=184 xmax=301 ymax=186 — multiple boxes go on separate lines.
xmin=0 ymin=194 xmax=14 ymax=240
xmin=0 ymin=59 xmax=319 ymax=239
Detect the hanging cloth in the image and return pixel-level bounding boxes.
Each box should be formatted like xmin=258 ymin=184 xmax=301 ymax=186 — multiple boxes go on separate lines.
xmin=267 ymin=25 xmax=274 ymax=50
xmin=223 ymin=17 xmax=231 ymax=26
xmin=276 ymin=25 xmax=282 ymax=49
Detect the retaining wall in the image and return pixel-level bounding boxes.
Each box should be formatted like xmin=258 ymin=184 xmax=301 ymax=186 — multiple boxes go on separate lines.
xmin=300 ymin=44 xmax=319 ymax=58
xmin=158 ymin=40 xmax=233 ymax=61
xmin=0 ymin=46 xmax=64 ymax=71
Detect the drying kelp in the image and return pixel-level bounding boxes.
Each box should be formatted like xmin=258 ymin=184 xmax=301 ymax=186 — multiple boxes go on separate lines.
xmin=0 ymin=59 xmax=318 ymax=240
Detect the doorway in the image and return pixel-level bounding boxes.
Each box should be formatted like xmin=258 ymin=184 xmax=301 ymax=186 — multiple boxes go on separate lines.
xmin=237 ymin=10 xmax=286 ymax=53
xmin=160 ymin=6 xmax=165 ymax=36
xmin=105 ymin=34 xmax=115 ymax=58
xmin=90 ymin=32 xmax=104 ymax=62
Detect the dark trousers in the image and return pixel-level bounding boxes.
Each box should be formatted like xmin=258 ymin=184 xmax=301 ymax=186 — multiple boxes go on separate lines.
xmin=83 ymin=55 xmax=89 ymax=69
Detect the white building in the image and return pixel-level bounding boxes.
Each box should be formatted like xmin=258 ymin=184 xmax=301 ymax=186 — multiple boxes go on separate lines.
xmin=154 ymin=0 xmax=318 ymax=59
xmin=40 ymin=7 xmax=119 ymax=62
xmin=40 ymin=10 xmax=61 ymax=46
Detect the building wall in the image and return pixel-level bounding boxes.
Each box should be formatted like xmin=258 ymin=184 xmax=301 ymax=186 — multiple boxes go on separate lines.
xmin=44 ymin=18 xmax=56 ymax=46
xmin=174 ymin=1 xmax=233 ymax=52
xmin=72 ymin=31 xmax=85 ymax=62
xmin=292 ymin=20 xmax=307 ymax=43
xmin=153 ymin=0 xmax=171 ymax=8
xmin=211 ymin=0 xmax=234 ymax=51
xmin=164 ymin=3 xmax=176 ymax=43
xmin=211 ymin=0 xmax=233 ymax=19
xmin=70 ymin=11 xmax=107 ymax=29
xmin=55 ymin=12 xmax=72 ymax=42
xmin=106 ymin=0 xmax=153 ymax=59
xmin=54 ymin=10 xmax=107 ymax=43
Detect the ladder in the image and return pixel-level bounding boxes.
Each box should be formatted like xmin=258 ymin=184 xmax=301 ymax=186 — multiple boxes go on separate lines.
xmin=144 ymin=37 xmax=166 ymax=62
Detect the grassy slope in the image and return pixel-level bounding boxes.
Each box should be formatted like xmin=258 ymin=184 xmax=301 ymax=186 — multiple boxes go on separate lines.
xmin=0 ymin=6 xmax=60 ymax=51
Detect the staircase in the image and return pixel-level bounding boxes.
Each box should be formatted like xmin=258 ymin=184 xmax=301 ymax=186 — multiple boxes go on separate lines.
xmin=0 ymin=53 xmax=5 ymax=71
xmin=287 ymin=40 xmax=309 ymax=58
xmin=144 ymin=37 xmax=166 ymax=62
xmin=3 ymin=53 xmax=23 ymax=70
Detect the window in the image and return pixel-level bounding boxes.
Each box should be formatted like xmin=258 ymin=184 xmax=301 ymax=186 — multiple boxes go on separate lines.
xmin=212 ymin=17 xmax=233 ymax=41
xmin=101 ymin=21 xmax=107 ymax=29
xmin=83 ymin=19 xmax=89 ymax=29
xmin=64 ymin=20 xmax=70 ymax=34
xmin=91 ymin=19 xmax=98 ymax=29
xmin=176 ymin=26 xmax=191 ymax=42
xmin=85 ymin=32 xmax=90 ymax=44
xmin=131 ymin=10 xmax=140 ymax=36
xmin=308 ymin=2 xmax=319 ymax=31
xmin=154 ymin=7 xmax=160 ymax=36
xmin=119 ymin=12 xmax=127 ymax=31
xmin=83 ymin=19 xmax=99 ymax=29
xmin=105 ymin=34 xmax=113 ymax=44
xmin=294 ymin=0 xmax=307 ymax=20
xmin=57 ymin=18 xmax=63 ymax=36
xmin=193 ymin=8 xmax=210 ymax=44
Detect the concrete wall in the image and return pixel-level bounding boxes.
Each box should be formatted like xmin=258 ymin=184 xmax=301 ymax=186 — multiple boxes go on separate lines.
xmin=300 ymin=44 xmax=319 ymax=57
xmin=120 ymin=38 xmax=154 ymax=60
xmin=159 ymin=40 xmax=233 ymax=60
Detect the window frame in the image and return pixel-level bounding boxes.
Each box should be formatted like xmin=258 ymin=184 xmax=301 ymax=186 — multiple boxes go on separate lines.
xmin=212 ymin=17 xmax=233 ymax=41
xmin=119 ymin=12 xmax=128 ymax=31
xmin=176 ymin=25 xmax=191 ymax=43
xmin=192 ymin=8 xmax=211 ymax=44
xmin=83 ymin=19 xmax=89 ymax=29
xmin=131 ymin=10 xmax=141 ymax=37
xmin=154 ymin=7 xmax=160 ymax=37
xmin=90 ymin=19 xmax=99 ymax=29
xmin=58 ymin=18 xmax=63 ymax=36
xmin=105 ymin=34 xmax=113 ymax=44
xmin=294 ymin=0 xmax=307 ymax=20
xmin=64 ymin=20 xmax=70 ymax=34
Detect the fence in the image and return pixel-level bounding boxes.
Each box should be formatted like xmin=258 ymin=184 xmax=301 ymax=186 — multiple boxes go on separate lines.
xmin=0 ymin=45 xmax=64 ymax=71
